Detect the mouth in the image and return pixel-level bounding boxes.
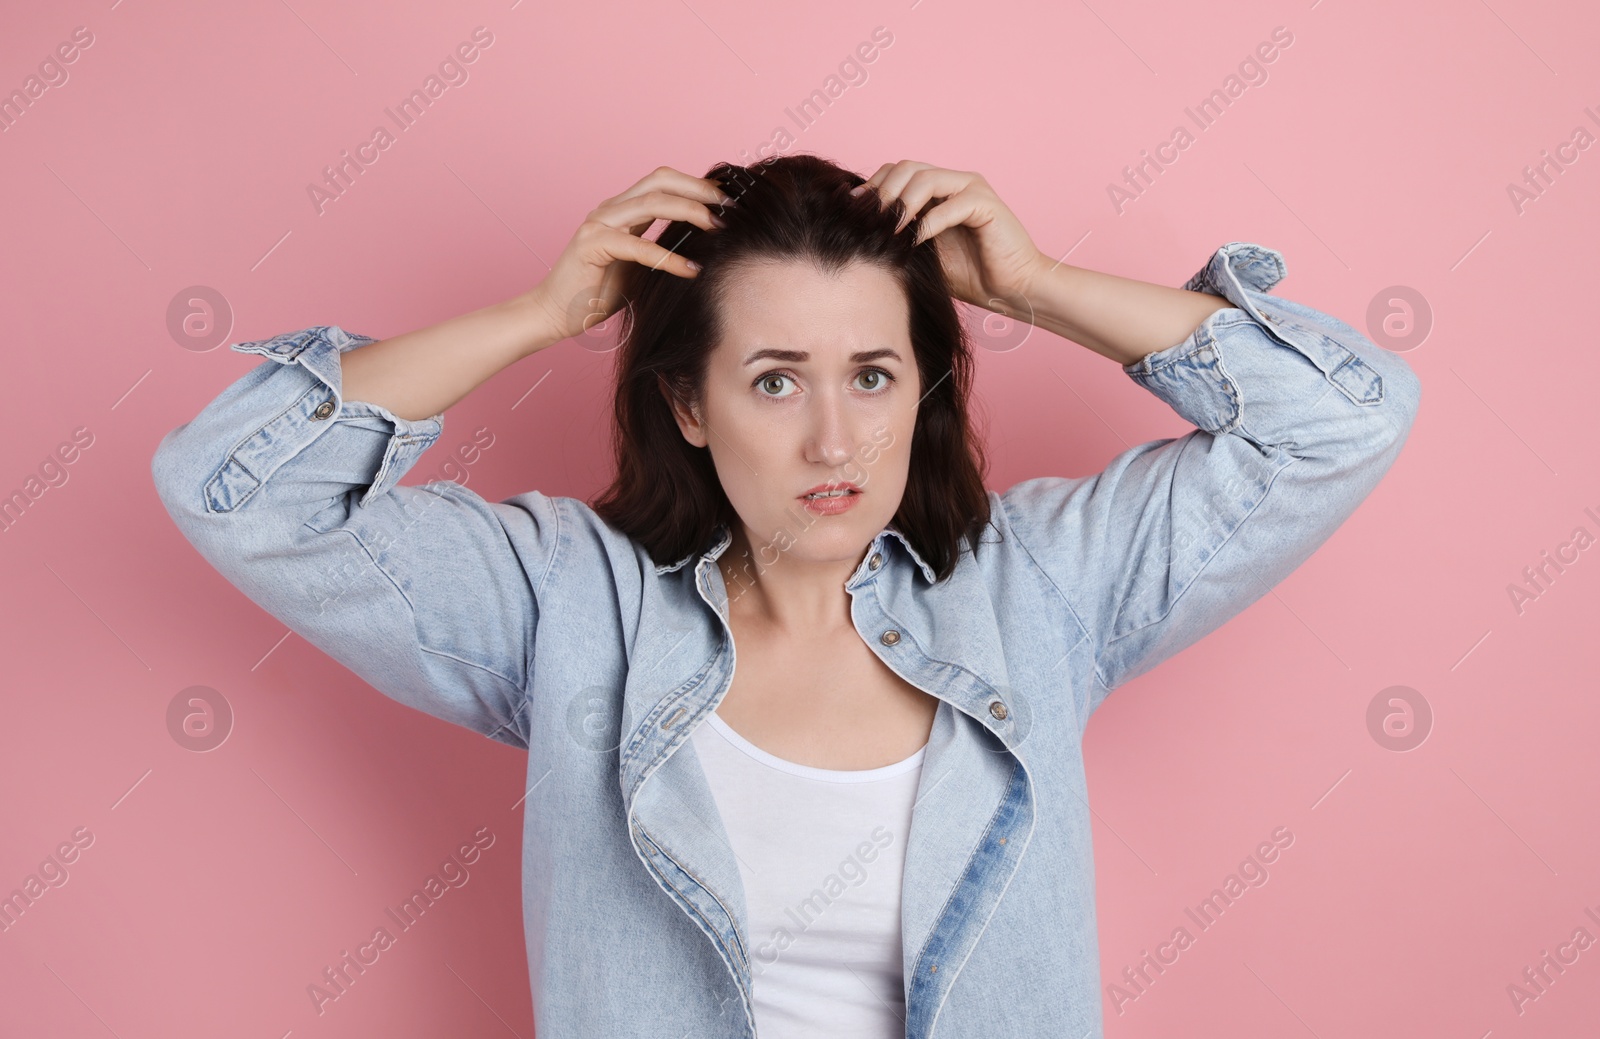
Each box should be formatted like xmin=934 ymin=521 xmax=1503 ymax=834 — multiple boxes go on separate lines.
xmin=799 ymin=482 xmax=862 ymax=501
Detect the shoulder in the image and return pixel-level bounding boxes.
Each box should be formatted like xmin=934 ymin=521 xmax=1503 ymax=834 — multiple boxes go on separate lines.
xmin=515 ymin=492 xmax=676 ymax=601
xmin=959 ymin=486 xmax=1068 ymax=591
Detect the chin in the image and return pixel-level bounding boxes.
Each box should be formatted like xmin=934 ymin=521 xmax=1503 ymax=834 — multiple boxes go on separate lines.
xmin=764 ymin=503 xmax=874 ymax=550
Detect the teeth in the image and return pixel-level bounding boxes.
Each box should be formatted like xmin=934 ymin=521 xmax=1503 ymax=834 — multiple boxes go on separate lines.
xmin=806 ymin=489 xmax=854 ymax=499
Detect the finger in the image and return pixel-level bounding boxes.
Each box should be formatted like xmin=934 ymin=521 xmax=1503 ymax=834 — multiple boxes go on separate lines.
xmin=890 ymin=168 xmax=979 ymax=235
xmin=594 ymin=189 xmax=726 ymax=238
xmin=852 ymin=161 xmax=897 ymax=197
xmin=866 ymin=160 xmax=938 ymax=212
xmin=909 ymin=193 xmax=982 ymax=247
xmin=643 ymin=165 xmax=736 ymax=204
xmin=612 ymin=166 xmax=736 ymax=214
xmin=875 ymin=160 xmax=934 ymax=198
xmin=598 ymin=225 xmax=702 ymax=278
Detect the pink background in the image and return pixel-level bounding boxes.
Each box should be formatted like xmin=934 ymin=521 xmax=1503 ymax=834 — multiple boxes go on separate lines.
xmin=3 ymin=0 xmax=1597 ymax=1035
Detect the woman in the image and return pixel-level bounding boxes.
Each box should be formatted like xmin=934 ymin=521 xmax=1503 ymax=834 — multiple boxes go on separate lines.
xmin=151 ymin=154 xmax=1420 ymax=1038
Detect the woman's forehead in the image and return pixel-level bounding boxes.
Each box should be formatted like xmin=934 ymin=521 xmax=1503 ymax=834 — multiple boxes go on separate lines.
xmin=712 ymin=260 xmax=910 ymax=355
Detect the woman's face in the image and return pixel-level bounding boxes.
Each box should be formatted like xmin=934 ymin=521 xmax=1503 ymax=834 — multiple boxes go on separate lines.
xmin=666 ymin=257 xmax=922 ymax=575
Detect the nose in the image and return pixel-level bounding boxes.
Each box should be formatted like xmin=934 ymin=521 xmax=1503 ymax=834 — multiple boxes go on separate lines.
xmin=804 ymin=389 xmax=856 ymax=469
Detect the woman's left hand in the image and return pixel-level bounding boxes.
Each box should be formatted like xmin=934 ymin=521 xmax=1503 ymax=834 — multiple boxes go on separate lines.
xmin=852 ymin=160 xmax=1046 ymax=317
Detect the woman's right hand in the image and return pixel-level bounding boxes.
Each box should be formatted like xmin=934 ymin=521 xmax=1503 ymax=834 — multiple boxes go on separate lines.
xmin=523 ymin=166 xmax=732 ymax=347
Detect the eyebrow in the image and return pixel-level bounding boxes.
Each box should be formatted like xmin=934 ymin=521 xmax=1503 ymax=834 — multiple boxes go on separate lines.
xmin=741 ymin=347 xmax=904 ymax=366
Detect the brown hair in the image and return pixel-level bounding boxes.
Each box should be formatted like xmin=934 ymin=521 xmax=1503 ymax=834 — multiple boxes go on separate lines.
xmin=589 ymin=152 xmax=991 ymax=582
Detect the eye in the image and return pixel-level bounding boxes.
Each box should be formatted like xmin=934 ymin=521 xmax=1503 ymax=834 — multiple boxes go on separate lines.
xmin=755 ymin=372 xmax=797 ymax=398
xmin=752 ymin=367 xmax=898 ymax=399
xmin=855 ymin=367 xmax=896 ymax=392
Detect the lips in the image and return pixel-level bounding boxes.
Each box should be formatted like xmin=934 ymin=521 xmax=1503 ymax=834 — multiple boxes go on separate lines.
xmin=799 ymin=481 xmax=862 ymax=500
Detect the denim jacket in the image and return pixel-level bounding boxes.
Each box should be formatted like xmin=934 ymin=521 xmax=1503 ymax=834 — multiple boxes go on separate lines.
xmin=151 ymin=242 xmax=1420 ymax=1038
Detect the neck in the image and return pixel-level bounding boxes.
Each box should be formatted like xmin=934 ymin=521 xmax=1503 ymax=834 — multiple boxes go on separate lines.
xmin=717 ymin=524 xmax=863 ymax=635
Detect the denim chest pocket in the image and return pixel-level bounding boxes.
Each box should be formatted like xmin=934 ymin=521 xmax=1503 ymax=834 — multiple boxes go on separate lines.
xmin=1248 ymin=296 xmax=1385 ymax=407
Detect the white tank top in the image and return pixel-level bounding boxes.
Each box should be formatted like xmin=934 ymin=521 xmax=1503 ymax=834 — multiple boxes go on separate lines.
xmin=690 ymin=710 xmax=926 ymax=1038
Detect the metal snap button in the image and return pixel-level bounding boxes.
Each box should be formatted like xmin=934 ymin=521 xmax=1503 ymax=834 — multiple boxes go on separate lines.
xmin=989 ymin=700 xmax=1009 ymax=720
xmin=312 ymin=400 xmax=335 ymax=420
xmin=880 ymin=630 xmax=900 ymax=646
xmin=868 ymin=553 xmax=883 ymax=570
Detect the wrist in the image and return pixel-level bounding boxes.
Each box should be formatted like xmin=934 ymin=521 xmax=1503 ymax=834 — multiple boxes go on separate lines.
xmin=1018 ymin=258 xmax=1087 ymax=343
xmin=502 ymin=289 xmax=567 ymax=357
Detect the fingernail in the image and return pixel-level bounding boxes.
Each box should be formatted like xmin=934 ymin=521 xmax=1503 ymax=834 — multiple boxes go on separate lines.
xmin=686 ymin=260 xmax=702 ymax=272
xmin=710 ymin=214 xmax=727 ymax=228
xmin=849 ymin=185 xmax=866 ymax=196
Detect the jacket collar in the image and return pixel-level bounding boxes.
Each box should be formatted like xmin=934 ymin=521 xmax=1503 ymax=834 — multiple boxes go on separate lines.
xmin=653 ymin=520 xmax=939 ymax=584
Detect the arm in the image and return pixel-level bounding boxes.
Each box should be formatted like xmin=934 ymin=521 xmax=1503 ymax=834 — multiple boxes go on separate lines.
xmin=150 ymin=311 xmax=561 ymax=746
xmin=998 ymin=242 xmax=1422 ymax=725
xmin=338 ymin=291 xmax=558 ymax=421
xmin=150 ymin=166 xmax=724 ymax=743
xmin=1018 ymin=258 xmax=1234 ymax=368
xmin=850 ymin=160 xmax=1229 ymax=365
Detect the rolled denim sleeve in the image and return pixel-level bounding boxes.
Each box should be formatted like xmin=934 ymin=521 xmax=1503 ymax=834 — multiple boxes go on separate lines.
xmin=999 ymin=243 xmax=1421 ymax=722
xmin=151 ymin=325 xmax=551 ymax=747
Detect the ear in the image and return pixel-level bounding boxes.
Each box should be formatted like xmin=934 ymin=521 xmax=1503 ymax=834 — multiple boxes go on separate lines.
xmin=658 ymin=374 xmax=709 ymax=448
